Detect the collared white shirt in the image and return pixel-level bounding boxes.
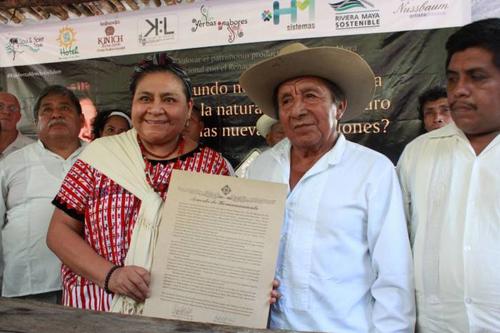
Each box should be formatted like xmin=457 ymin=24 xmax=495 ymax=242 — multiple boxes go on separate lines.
xmin=0 ymin=140 xmax=84 ymax=297
xmin=397 ymin=123 xmax=500 ymax=333
xmin=0 ymin=133 xmax=33 ymax=290
xmin=0 ymin=132 xmax=34 ymax=160
xmin=246 ymin=135 xmax=415 ymax=333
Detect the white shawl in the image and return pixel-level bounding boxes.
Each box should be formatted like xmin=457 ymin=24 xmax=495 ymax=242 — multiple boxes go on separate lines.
xmin=79 ymin=128 xmax=163 ymax=315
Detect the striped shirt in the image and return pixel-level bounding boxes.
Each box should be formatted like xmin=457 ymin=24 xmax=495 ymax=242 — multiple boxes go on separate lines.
xmin=53 ymin=145 xmax=230 ymax=311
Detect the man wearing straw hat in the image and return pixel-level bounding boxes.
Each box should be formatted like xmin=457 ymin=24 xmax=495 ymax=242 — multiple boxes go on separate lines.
xmin=241 ymin=43 xmax=415 ymax=332
xmin=256 ymin=114 xmax=285 ymax=147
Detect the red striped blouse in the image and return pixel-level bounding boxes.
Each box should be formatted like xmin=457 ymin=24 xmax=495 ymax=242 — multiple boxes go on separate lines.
xmin=53 ymin=146 xmax=230 ymax=311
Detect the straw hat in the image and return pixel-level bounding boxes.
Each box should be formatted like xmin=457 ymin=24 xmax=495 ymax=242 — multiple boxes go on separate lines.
xmin=239 ymin=43 xmax=375 ymax=121
xmin=256 ymin=114 xmax=279 ymax=138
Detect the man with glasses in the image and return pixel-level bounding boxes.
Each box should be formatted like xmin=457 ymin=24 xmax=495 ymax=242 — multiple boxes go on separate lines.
xmin=0 ymin=92 xmax=34 ymax=160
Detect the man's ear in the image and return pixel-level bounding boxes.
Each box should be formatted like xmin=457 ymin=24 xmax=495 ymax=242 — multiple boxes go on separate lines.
xmin=336 ymin=99 xmax=347 ymax=120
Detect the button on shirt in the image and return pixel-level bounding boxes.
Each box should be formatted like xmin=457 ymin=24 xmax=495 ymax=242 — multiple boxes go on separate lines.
xmin=0 ymin=140 xmax=84 ymax=297
xmin=246 ymin=136 xmax=415 ymax=333
xmin=397 ymin=123 xmax=500 ymax=333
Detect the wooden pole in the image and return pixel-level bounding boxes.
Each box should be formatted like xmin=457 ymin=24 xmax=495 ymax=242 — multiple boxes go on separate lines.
xmin=0 ymin=0 xmax=98 ymax=9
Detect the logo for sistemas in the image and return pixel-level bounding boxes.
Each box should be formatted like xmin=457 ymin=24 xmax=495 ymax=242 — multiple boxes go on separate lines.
xmin=393 ymin=0 xmax=449 ymax=18
xmin=57 ymin=26 xmax=79 ymax=58
xmin=138 ymin=15 xmax=177 ymax=46
xmin=191 ymin=5 xmax=247 ymax=44
xmin=5 ymin=35 xmax=44 ymax=61
xmin=329 ymin=0 xmax=381 ymax=30
xmin=261 ymin=0 xmax=315 ymax=31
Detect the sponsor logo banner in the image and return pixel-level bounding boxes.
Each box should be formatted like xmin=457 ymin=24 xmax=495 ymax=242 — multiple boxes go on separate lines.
xmin=261 ymin=0 xmax=316 ymax=32
xmin=191 ymin=5 xmax=247 ymax=44
xmin=138 ymin=15 xmax=177 ymax=46
xmin=393 ymin=0 xmax=449 ymax=18
xmin=57 ymin=26 xmax=80 ymax=59
xmin=330 ymin=0 xmax=381 ymax=30
xmin=97 ymin=20 xmax=125 ymax=52
xmin=5 ymin=35 xmax=44 ymax=61
xmin=0 ymin=0 xmax=470 ymax=67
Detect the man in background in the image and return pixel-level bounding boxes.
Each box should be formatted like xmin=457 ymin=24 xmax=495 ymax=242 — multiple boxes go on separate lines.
xmin=183 ymin=104 xmax=234 ymax=174
xmin=256 ymin=114 xmax=285 ymax=147
xmin=0 ymin=92 xmax=34 ymax=159
xmin=398 ymin=18 xmax=500 ymax=332
xmin=78 ymin=96 xmax=97 ymax=142
xmin=235 ymin=115 xmax=285 ymax=177
xmin=0 ymin=92 xmax=34 ymax=292
xmin=0 ymin=85 xmax=85 ymax=303
xmin=417 ymin=86 xmax=453 ymax=132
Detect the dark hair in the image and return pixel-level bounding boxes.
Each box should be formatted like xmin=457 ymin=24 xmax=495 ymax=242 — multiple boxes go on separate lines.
xmin=33 ymin=85 xmax=82 ymax=119
xmin=446 ymin=18 xmax=500 ymax=69
xmin=272 ymin=76 xmax=346 ymax=119
xmin=418 ymin=86 xmax=447 ymax=120
xmin=92 ymin=109 xmax=131 ymax=138
xmin=130 ymin=53 xmax=193 ymax=100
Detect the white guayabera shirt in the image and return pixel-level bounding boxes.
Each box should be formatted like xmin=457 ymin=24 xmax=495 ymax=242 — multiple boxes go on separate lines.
xmin=398 ymin=123 xmax=500 ymax=333
xmin=247 ymin=135 xmax=415 ymax=333
xmin=0 ymin=132 xmax=34 ymax=160
xmin=0 ymin=140 xmax=83 ymax=297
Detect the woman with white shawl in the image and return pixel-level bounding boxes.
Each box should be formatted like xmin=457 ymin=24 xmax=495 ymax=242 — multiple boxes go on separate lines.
xmin=46 ymin=53 xmax=232 ymax=313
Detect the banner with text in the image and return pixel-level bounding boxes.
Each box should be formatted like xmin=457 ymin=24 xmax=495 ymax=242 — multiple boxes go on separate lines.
xmin=0 ymin=0 xmax=470 ymax=68
xmin=2 ymin=28 xmax=455 ymax=165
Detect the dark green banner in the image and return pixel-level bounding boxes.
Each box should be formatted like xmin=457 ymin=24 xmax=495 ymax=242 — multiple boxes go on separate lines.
xmin=2 ymin=28 xmax=455 ymax=165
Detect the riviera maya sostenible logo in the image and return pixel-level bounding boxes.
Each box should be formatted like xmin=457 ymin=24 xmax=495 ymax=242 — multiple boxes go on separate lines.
xmin=329 ymin=0 xmax=380 ymax=30
xmin=329 ymin=0 xmax=374 ymax=11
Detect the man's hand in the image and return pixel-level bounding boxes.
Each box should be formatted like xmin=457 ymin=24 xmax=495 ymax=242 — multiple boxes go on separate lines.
xmin=107 ymin=265 xmax=150 ymax=302
xmin=270 ymin=279 xmax=281 ymax=304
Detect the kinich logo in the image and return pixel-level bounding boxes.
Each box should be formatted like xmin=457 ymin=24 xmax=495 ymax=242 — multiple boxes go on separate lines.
xmin=267 ymin=0 xmax=315 ymax=24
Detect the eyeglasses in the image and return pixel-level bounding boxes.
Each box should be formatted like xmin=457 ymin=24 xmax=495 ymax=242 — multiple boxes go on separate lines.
xmin=0 ymin=103 xmax=19 ymax=113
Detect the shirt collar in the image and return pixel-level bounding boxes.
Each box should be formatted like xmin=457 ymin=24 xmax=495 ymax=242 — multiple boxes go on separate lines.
xmin=326 ymin=133 xmax=347 ymax=166
xmin=427 ymin=122 xmax=465 ymax=140
xmin=427 ymin=122 xmax=500 ymax=154
xmin=270 ymin=133 xmax=347 ymax=167
xmin=36 ymin=139 xmax=86 ymax=159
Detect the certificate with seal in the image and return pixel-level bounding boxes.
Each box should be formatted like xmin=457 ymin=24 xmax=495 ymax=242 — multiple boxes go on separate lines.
xmin=143 ymin=170 xmax=286 ymax=329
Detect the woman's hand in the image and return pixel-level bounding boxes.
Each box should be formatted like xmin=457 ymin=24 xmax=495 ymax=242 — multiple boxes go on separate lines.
xmin=107 ymin=265 xmax=151 ymax=303
xmin=270 ymin=279 xmax=280 ymax=304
